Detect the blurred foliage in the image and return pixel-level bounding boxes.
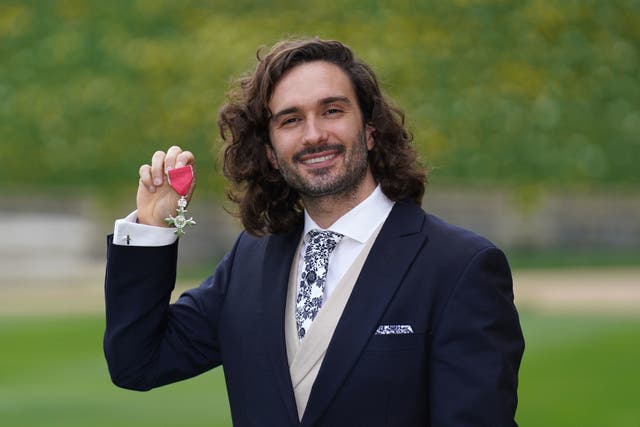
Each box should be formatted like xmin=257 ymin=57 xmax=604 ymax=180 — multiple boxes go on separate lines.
xmin=1 ymin=0 xmax=639 ymax=199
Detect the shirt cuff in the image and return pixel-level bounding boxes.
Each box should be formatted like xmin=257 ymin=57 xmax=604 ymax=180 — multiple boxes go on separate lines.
xmin=113 ymin=210 xmax=178 ymax=247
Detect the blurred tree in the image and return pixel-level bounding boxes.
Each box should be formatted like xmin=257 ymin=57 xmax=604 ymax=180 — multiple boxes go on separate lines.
xmin=1 ymin=0 xmax=638 ymax=199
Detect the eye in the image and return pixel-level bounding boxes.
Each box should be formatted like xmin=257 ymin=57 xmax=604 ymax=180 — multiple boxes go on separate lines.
xmin=325 ymin=108 xmax=343 ymax=116
xmin=280 ymin=117 xmax=300 ymax=127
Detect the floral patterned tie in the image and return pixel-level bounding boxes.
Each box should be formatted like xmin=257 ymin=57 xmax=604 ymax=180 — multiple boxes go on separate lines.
xmin=296 ymin=230 xmax=343 ymax=340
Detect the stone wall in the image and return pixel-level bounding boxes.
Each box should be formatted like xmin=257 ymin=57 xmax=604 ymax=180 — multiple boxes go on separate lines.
xmin=1 ymin=187 xmax=638 ymax=286
xmin=425 ymin=187 xmax=640 ymax=250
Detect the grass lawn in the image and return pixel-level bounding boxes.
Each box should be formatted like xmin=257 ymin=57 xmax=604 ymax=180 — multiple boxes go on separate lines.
xmin=516 ymin=313 xmax=640 ymax=427
xmin=0 ymin=316 xmax=230 ymax=427
xmin=1 ymin=312 xmax=639 ymax=426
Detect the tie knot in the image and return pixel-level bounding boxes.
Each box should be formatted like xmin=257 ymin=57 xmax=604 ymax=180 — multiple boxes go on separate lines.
xmin=307 ymin=230 xmax=343 ymax=251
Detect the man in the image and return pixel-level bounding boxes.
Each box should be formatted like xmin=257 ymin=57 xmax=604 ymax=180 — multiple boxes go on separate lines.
xmin=104 ymin=38 xmax=524 ymax=426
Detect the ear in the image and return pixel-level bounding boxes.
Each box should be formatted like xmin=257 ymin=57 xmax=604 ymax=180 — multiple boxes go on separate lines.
xmin=265 ymin=144 xmax=279 ymax=169
xmin=365 ymin=124 xmax=375 ymax=150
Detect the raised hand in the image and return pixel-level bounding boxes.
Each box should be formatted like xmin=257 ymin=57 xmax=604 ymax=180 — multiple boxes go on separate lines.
xmin=136 ymin=146 xmax=196 ymax=227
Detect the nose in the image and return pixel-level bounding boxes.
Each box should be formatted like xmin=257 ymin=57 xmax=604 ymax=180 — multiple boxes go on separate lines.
xmin=302 ymin=117 xmax=328 ymax=145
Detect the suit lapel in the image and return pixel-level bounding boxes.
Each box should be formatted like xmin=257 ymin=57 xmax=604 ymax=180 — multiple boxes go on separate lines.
xmin=261 ymin=228 xmax=302 ymax=425
xmin=301 ymin=201 xmax=428 ymax=426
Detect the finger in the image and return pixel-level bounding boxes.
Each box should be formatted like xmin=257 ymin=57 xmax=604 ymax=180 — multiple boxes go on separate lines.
xmin=164 ymin=145 xmax=183 ymax=172
xmin=175 ymin=150 xmax=195 ymax=169
xmin=138 ymin=164 xmax=156 ymax=193
xmin=151 ymin=150 xmax=167 ymax=186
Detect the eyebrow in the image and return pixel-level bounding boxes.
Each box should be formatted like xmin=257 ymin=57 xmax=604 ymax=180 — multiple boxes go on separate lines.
xmin=271 ymin=96 xmax=353 ymax=122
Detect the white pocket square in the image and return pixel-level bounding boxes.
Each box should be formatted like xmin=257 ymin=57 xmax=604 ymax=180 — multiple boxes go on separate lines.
xmin=375 ymin=324 xmax=414 ymax=335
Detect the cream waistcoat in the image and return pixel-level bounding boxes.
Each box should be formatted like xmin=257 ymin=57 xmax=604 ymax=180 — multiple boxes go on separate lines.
xmin=285 ymin=224 xmax=383 ymax=420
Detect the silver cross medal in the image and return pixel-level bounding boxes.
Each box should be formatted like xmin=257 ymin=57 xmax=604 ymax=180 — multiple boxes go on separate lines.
xmin=165 ymin=196 xmax=196 ymax=237
xmin=164 ymin=165 xmax=196 ymax=237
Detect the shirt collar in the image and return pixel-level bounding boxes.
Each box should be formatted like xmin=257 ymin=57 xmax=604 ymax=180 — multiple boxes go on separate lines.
xmin=303 ymin=185 xmax=395 ymax=244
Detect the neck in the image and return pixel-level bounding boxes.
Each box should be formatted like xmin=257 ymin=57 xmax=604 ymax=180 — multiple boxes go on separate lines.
xmin=303 ymin=175 xmax=377 ymax=229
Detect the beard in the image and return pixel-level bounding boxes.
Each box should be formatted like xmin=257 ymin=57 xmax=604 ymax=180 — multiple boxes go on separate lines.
xmin=275 ymin=131 xmax=370 ymax=199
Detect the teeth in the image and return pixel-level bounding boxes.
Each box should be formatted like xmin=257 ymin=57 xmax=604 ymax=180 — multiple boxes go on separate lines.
xmin=303 ymin=154 xmax=335 ymax=165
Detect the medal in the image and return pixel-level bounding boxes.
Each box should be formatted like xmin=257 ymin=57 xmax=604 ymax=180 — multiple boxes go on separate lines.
xmin=164 ymin=165 xmax=196 ymax=237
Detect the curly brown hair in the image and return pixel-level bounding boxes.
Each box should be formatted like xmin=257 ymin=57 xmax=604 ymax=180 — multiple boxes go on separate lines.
xmin=218 ymin=38 xmax=426 ymax=236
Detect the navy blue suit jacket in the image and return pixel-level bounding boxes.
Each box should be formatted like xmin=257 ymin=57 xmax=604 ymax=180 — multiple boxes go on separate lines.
xmin=104 ymin=200 xmax=524 ymax=426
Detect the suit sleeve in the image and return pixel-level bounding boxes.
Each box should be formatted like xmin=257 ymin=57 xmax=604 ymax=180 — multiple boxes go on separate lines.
xmin=429 ymin=246 xmax=525 ymax=426
xmin=103 ymin=233 xmax=240 ymax=391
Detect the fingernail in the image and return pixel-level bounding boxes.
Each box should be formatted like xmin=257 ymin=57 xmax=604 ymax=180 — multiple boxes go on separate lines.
xmin=154 ymin=177 xmax=162 ymax=186
xmin=148 ymin=186 xmax=156 ymax=193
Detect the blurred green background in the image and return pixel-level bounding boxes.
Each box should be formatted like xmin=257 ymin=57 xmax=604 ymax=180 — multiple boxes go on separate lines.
xmin=2 ymin=0 xmax=639 ymax=197
xmin=1 ymin=1 xmax=639 ymax=426
xmin=1 ymin=313 xmax=639 ymax=427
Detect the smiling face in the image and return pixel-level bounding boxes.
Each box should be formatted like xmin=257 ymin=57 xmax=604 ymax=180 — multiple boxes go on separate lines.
xmin=266 ymin=61 xmax=376 ymax=202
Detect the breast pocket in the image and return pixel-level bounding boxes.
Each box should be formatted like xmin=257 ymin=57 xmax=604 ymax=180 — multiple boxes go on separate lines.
xmin=343 ymin=331 xmax=429 ymax=423
xmin=365 ymin=332 xmax=426 ymax=352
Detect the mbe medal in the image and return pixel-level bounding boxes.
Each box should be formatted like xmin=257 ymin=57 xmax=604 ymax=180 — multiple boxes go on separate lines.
xmin=164 ymin=165 xmax=196 ymax=237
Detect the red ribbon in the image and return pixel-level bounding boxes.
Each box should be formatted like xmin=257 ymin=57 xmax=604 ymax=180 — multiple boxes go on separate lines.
xmin=167 ymin=165 xmax=194 ymax=196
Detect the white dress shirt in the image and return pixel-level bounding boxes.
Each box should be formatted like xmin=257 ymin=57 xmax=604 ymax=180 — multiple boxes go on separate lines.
xmin=112 ymin=185 xmax=394 ymax=302
xmin=297 ymin=186 xmax=394 ymax=300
